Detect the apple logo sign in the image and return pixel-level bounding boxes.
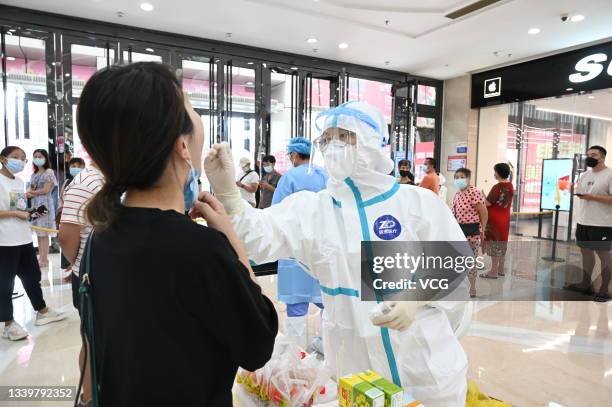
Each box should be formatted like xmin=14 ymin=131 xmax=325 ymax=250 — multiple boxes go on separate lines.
xmin=484 ymin=77 xmax=501 ymax=98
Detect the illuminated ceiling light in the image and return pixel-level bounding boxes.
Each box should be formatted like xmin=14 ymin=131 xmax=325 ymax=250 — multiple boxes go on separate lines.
xmin=6 ymin=56 xmax=16 ymax=61
xmin=307 ymin=38 xmax=317 ymax=44
xmin=145 ymin=47 xmax=154 ymax=52
xmin=565 ymin=87 xmax=573 ymax=91
xmin=247 ymin=61 xmax=254 ymax=65
xmin=140 ymin=3 xmax=154 ymax=11
xmin=570 ymin=14 xmax=584 ymax=22
xmin=65 ymin=73 xmax=71 ymax=77
xmin=338 ymin=42 xmax=349 ymax=49
xmin=536 ymin=107 xmax=612 ymax=122
xmin=246 ymin=81 xmax=254 ymax=85
xmin=527 ymin=27 xmax=540 ymax=35
xmin=290 ymin=66 xmax=298 ymax=70
xmin=9 ymin=29 xmax=16 ymax=32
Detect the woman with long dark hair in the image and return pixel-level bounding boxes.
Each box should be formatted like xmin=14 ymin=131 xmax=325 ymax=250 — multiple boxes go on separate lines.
xmin=26 ymin=148 xmax=57 ymax=268
xmin=75 ymin=62 xmax=277 ymax=406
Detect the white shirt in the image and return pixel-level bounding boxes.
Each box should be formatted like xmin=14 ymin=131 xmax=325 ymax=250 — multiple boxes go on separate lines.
xmin=60 ymin=167 xmax=105 ymax=275
xmin=237 ymin=170 xmax=259 ymax=204
xmin=576 ymin=166 xmax=612 ymax=227
xmin=0 ymin=172 xmax=32 ymax=246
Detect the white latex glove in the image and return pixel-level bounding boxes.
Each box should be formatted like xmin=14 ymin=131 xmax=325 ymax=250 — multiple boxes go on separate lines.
xmin=370 ymin=301 xmax=421 ymax=331
xmin=204 ymin=142 xmax=244 ymax=216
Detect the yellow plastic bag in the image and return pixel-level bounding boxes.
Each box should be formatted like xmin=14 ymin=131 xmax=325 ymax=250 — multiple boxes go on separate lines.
xmin=466 ymin=381 xmax=512 ymax=407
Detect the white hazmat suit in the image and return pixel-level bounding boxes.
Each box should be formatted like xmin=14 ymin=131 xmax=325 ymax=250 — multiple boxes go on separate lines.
xmin=205 ymin=101 xmax=471 ymax=407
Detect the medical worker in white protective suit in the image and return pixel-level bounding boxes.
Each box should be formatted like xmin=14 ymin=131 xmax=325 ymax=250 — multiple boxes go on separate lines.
xmin=204 ymin=101 xmax=471 ymax=407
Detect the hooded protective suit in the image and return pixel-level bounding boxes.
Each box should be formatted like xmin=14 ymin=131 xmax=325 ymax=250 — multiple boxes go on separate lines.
xmin=204 ymin=101 xmax=471 ymax=407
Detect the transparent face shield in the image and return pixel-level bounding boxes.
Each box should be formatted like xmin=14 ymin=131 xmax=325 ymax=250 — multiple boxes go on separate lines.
xmin=312 ymin=127 xmax=359 ymax=182
xmin=310 ymin=101 xmax=394 ymax=180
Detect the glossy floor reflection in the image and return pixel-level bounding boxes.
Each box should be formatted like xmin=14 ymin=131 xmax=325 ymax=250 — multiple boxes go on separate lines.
xmin=1 ymin=241 xmax=611 ymax=406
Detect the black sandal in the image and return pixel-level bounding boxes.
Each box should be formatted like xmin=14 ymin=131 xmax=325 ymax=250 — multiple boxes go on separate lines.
xmin=593 ymin=293 xmax=610 ymax=303
xmin=563 ymin=283 xmax=592 ymax=295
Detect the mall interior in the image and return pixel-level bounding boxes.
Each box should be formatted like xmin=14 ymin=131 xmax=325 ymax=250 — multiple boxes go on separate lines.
xmin=0 ymin=0 xmax=611 ymax=406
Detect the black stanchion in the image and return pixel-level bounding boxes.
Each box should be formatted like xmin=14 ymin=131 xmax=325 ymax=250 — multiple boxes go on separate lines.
xmin=542 ymin=204 xmax=565 ymax=262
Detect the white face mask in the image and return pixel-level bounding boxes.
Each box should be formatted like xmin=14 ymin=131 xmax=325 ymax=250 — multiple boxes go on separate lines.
xmin=323 ymin=145 xmax=356 ymax=182
xmin=263 ymin=165 xmax=273 ymax=173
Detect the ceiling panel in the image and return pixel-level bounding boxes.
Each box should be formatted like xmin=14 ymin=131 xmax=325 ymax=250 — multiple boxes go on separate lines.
xmin=1 ymin=0 xmax=611 ymax=79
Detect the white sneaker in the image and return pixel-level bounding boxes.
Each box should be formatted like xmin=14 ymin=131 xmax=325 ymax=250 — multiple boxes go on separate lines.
xmin=2 ymin=321 xmax=28 ymax=341
xmin=35 ymin=308 xmax=66 ymax=326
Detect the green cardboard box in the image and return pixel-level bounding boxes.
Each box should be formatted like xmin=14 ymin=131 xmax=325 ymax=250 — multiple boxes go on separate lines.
xmin=358 ymin=370 xmax=403 ymax=407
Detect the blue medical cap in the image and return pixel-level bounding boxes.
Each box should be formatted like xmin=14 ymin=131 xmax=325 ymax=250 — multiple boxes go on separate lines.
xmin=287 ymin=137 xmax=312 ymax=155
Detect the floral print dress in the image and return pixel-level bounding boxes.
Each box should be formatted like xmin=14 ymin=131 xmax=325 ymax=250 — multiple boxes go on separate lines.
xmin=30 ymin=169 xmax=57 ymax=236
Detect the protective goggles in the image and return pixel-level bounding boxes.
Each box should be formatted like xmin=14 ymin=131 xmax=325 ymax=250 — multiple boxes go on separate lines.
xmin=313 ymin=128 xmax=357 ymax=152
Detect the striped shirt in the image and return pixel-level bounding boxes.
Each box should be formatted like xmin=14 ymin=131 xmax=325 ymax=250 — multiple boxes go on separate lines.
xmin=60 ymin=166 xmax=104 ymax=276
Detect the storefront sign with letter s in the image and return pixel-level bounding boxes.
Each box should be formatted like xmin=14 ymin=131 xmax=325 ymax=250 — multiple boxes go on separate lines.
xmin=569 ymin=53 xmax=612 ymax=83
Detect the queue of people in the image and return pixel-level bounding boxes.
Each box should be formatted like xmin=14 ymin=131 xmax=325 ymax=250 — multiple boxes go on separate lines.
xmin=1 ymin=61 xmax=611 ymax=407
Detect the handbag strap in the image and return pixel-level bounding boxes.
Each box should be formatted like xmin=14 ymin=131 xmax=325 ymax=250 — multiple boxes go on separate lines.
xmin=79 ymin=233 xmax=100 ymax=407
xmin=239 ymin=170 xmax=254 ymax=182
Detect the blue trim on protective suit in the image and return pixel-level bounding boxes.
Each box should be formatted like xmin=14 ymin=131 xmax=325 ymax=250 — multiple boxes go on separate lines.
xmin=319 ymin=285 xmax=359 ymax=297
xmin=362 ymin=182 xmax=400 ymax=207
xmin=344 ymin=178 xmax=402 ymax=387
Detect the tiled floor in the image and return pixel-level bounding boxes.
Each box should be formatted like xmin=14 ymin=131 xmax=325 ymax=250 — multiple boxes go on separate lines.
xmin=1 ymin=240 xmax=611 ymax=406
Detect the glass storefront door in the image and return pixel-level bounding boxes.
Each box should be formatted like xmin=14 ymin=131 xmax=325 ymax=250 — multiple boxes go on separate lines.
xmin=1 ymin=29 xmax=52 ymax=184
xmin=223 ymin=63 xmax=256 ymax=172
xmin=121 ymin=45 xmax=167 ymax=64
xmin=68 ymin=40 xmax=118 ymax=166
xmin=179 ymin=54 xmax=216 ymax=191
xmin=479 ymin=92 xmax=600 ymax=240
xmin=267 ymin=68 xmax=333 ymax=172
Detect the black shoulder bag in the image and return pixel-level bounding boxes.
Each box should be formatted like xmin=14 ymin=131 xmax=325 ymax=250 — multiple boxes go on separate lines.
xmin=459 ymin=223 xmax=481 ymax=237
xmin=75 ymin=233 xmax=100 ymax=407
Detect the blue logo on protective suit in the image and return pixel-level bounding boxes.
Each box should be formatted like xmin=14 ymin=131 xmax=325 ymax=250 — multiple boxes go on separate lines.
xmin=373 ymin=215 xmax=401 ymax=240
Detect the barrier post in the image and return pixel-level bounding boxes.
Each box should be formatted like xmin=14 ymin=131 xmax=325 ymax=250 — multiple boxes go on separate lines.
xmin=542 ymin=204 xmax=564 ymax=262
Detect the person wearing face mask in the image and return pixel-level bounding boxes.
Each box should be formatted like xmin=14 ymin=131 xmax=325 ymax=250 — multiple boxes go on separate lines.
xmin=258 ymin=155 xmax=281 ymax=209
xmin=236 ymin=157 xmax=259 ymax=207
xmin=270 ymin=137 xmax=328 ymax=348
xmin=27 ymin=148 xmax=57 ymax=269
xmin=58 ymin=157 xmax=86 ymax=219
xmin=74 ymin=63 xmax=277 ymax=406
xmin=56 ymin=157 xmax=86 ymax=276
xmin=204 ymin=101 xmax=472 ymax=407
xmin=397 ymin=159 xmax=414 ymax=185
xmin=451 ymin=168 xmax=488 ymax=298
xmin=481 ymin=163 xmax=513 ymax=279
xmin=569 ymin=146 xmax=612 ymax=302
xmin=59 ymin=156 xmax=104 ymax=307
xmin=1 ymin=146 xmax=66 ymax=342
xmin=418 ymin=157 xmax=440 ymax=194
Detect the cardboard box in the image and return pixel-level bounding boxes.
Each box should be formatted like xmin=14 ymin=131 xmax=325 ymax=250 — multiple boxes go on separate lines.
xmin=358 ymin=371 xmax=403 ymax=407
xmin=339 ymin=375 xmax=385 ymax=407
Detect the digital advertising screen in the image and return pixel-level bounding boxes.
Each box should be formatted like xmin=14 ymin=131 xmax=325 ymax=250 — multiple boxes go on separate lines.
xmin=540 ymin=158 xmax=573 ymax=211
